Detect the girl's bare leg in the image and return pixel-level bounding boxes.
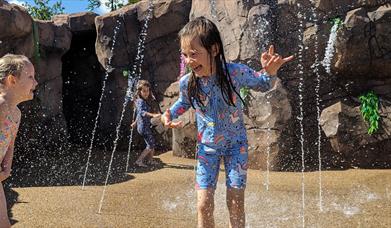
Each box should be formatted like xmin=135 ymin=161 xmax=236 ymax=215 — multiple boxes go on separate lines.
xmin=226 ymin=188 xmax=245 ymax=228
xmin=135 ymin=149 xmax=150 ymax=167
xmin=0 ymin=183 xmax=10 ymax=228
xmin=197 ymin=188 xmax=215 ymax=228
xmin=147 ymin=149 xmax=159 ymax=165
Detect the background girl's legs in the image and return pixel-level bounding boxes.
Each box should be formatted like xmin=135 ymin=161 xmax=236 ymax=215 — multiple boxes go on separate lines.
xmin=143 ymin=131 xmax=157 ymax=165
xmin=147 ymin=149 xmax=158 ymax=165
xmin=135 ymin=149 xmax=150 ymax=167
xmin=226 ymin=188 xmax=245 ymax=228
xmin=197 ymin=189 xmax=215 ymax=228
xmin=0 ymin=183 xmax=10 ymax=228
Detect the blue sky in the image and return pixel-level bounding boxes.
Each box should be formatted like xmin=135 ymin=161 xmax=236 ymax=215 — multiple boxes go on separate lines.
xmin=7 ymin=0 xmax=126 ymax=15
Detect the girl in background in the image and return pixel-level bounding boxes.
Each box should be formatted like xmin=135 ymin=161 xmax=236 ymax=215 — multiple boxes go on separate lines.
xmin=132 ymin=80 xmax=161 ymax=167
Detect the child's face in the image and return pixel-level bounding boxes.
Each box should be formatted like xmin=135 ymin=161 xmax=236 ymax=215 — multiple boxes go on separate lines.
xmin=140 ymin=86 xmax=150 ymax=99
xmin=13 ymin=62 xmax=38 ymax=102
xmin=181 ymin=37 xmax=216 ymax=77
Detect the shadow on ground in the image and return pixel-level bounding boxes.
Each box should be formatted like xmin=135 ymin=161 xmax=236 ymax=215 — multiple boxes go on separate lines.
xmin=4 ymin=145 xmax=186 ymax=225
xmin=127 ymin=161 xmax=195 ymax=173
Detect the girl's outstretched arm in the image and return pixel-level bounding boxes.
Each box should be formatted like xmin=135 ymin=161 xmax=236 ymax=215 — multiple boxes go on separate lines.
xmin=135 ymin=99 xmax=161 ymax=118
xmin=162 ymin=76 xmax=191 ymax=128
xmin=234 ymin=63 xmax=277 ymax=92
xmin=144 ymin=112 xmax=161 ymax=118
xmin=234 ymin=45 xmax=293 ymax=92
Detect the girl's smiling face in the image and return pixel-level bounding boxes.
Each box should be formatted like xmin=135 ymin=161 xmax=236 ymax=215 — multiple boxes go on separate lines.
xmin=181 ymin=37 xmax=217 ymax=77
xmin=12 ymin=61 xmax=38 ymax=102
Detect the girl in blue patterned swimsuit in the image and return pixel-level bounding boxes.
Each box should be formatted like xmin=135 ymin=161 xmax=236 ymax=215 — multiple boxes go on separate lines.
xmin=161 ymin=17 xmax=293 ymax=227
xmin=0 ymin=54 xmax=37 ymax=227
xmin=132 ymin=80 xmax=161 ymax=167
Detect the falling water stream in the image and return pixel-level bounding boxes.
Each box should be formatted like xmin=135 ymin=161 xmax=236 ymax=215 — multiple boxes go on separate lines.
xmin=98 ymin=0 xmax=154 ymax=214
xmin=297 ymin=2 xmax=306 ymax=227
xmin=310 ymin=0 xmax=323 ymax=211
xmin=81 ymin=19 xmax=122 ymax=190
xmin=210 ymin=0 xmax=217 ymax=19
xmin=322 ymin=20 xmax=339 ymax=74
xmin=265 ymin=115 xmax=271 ymax=191
xmin=247 ymin=3 xmax=272 ymax=191
xmin=125 ymin=106 xmax=137 ymax=172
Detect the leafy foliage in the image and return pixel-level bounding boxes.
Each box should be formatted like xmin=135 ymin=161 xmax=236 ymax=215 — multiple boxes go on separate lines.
xmin=86 ymin=0 xmax=101 ymax=11
xmin=23 ymin=0 xmax=64 ymax=20
xmin=123 ymin=70 xmax=129 ymax=78
xmin=87 ymin=0 xmax=139 ymax=12
xmin=331 ymin=17 xmax=343 ymax=28
xmin=240 ymin=87 xmax=250 ymax=106
xmin=240 ymin=87 xmax=250 ymax=100
xmin=359 ymin=91 xmax=380 ymax=135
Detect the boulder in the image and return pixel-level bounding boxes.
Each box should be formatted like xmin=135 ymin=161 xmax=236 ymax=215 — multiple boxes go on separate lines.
xmin=245 ymin=80 xmax=292 ymax=169
xmin=0 ymin=1 xmax=72 ymax=153
xmin=17 ymin=20 xmax=72 ymax=152
xmin=190 ymin=0 xmax=272 ymax=64
xmin=320 ymin=101 xmax=391 ymax=168
xmin=0 ymin=1 xmax=33 ymax=57
xmin=334 ymin=5 xmax=391 ymax=78
xmin=53 ymin=12 xmax=98 ymax=32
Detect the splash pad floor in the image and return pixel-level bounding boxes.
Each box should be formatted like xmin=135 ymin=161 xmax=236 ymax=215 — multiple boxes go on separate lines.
xmin=8 ymin=151 xmax=391 ymax=227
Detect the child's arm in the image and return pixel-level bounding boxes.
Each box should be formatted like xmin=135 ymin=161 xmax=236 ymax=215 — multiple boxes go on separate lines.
xmin=234 ymin=64 xmax=276 ymax=92
xmin=0 ymin=112 xmax=20 ymax=182
xmin=161 ymin=77 xmax=191 ymax=128
xmin=136 ymin=100 xmax=161 ymax=119
xmin=235 ymin=45 xmax=293 ymax=91
xmin=144 ymin=112 xmax=161 ymax=118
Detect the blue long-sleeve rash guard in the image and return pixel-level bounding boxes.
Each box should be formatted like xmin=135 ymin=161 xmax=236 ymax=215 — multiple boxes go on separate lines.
xmin=169 ymin=63 xmax=276 ymax=155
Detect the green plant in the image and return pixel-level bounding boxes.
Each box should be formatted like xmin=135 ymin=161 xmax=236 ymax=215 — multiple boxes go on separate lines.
xmin=331 ymin=17 xmax=343 ymax=29
xmin=359 ymin=91 xmax=380 ymax=135
xmin=240 ymin=87 xmax=250 ymax=106
xmin=87 ymin=0 xmax=136 ymax=12
xmin=23 ymin=0 xmax=64 ymax=20
xmin=128 ymin=0 xmax=141 ymax=4
xmin=123 ymin=70 xmax=129 ymax=78
xmin=240 ymin=87 xmax=250 ymax=100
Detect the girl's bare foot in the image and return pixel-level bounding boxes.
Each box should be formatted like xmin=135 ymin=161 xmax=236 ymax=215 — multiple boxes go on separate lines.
xmin=135 ymin=161 xmax=148 ymax=168
xmin=148 ymin=159 xmax=159 ymax=166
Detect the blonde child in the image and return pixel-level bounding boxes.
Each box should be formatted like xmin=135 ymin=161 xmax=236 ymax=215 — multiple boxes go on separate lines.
xmin=131 ymin=80 xmax=161 ymax=167
xmin=0 ymin=54 xmax=37 ymax=227
xmin=161 ymin=17 xmax=293 ymax=227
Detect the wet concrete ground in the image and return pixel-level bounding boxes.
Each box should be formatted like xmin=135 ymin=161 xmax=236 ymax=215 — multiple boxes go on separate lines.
xmin=7 ymin=151 xmax=391 ymax=227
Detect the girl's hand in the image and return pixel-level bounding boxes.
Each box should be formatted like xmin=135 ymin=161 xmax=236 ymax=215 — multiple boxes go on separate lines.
xmin=161 ymin=111 xmax=183 ymax=128
xmin=130 ymin=122 xmax=136 ymax=128
xmin=0 ymin=172 xmax=7 ymax=182
xmin=153 ymin=113 xmax=161 ymax=118
xmin=261 ymin=45 xmax=294 ymax=76
xmin=0 ymin=166 xmax=10 ymax=182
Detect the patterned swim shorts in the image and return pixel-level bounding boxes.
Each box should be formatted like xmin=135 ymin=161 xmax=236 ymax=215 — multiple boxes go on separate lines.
xmin=195 ymin=145 xmax=248 ymax=189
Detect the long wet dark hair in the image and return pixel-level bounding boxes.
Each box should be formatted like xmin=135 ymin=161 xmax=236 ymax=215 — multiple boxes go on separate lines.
xmin=178 ymin=16 xmax=243 ymax=108
xmin=136 ymin=80 xmax=151 ymax=100
xmin=135 ymin=79 xmax=154 ymax=110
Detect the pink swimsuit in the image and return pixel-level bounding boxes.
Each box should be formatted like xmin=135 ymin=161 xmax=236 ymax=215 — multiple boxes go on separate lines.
xmin=0 ymin=115 xmax=18 ymax=159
